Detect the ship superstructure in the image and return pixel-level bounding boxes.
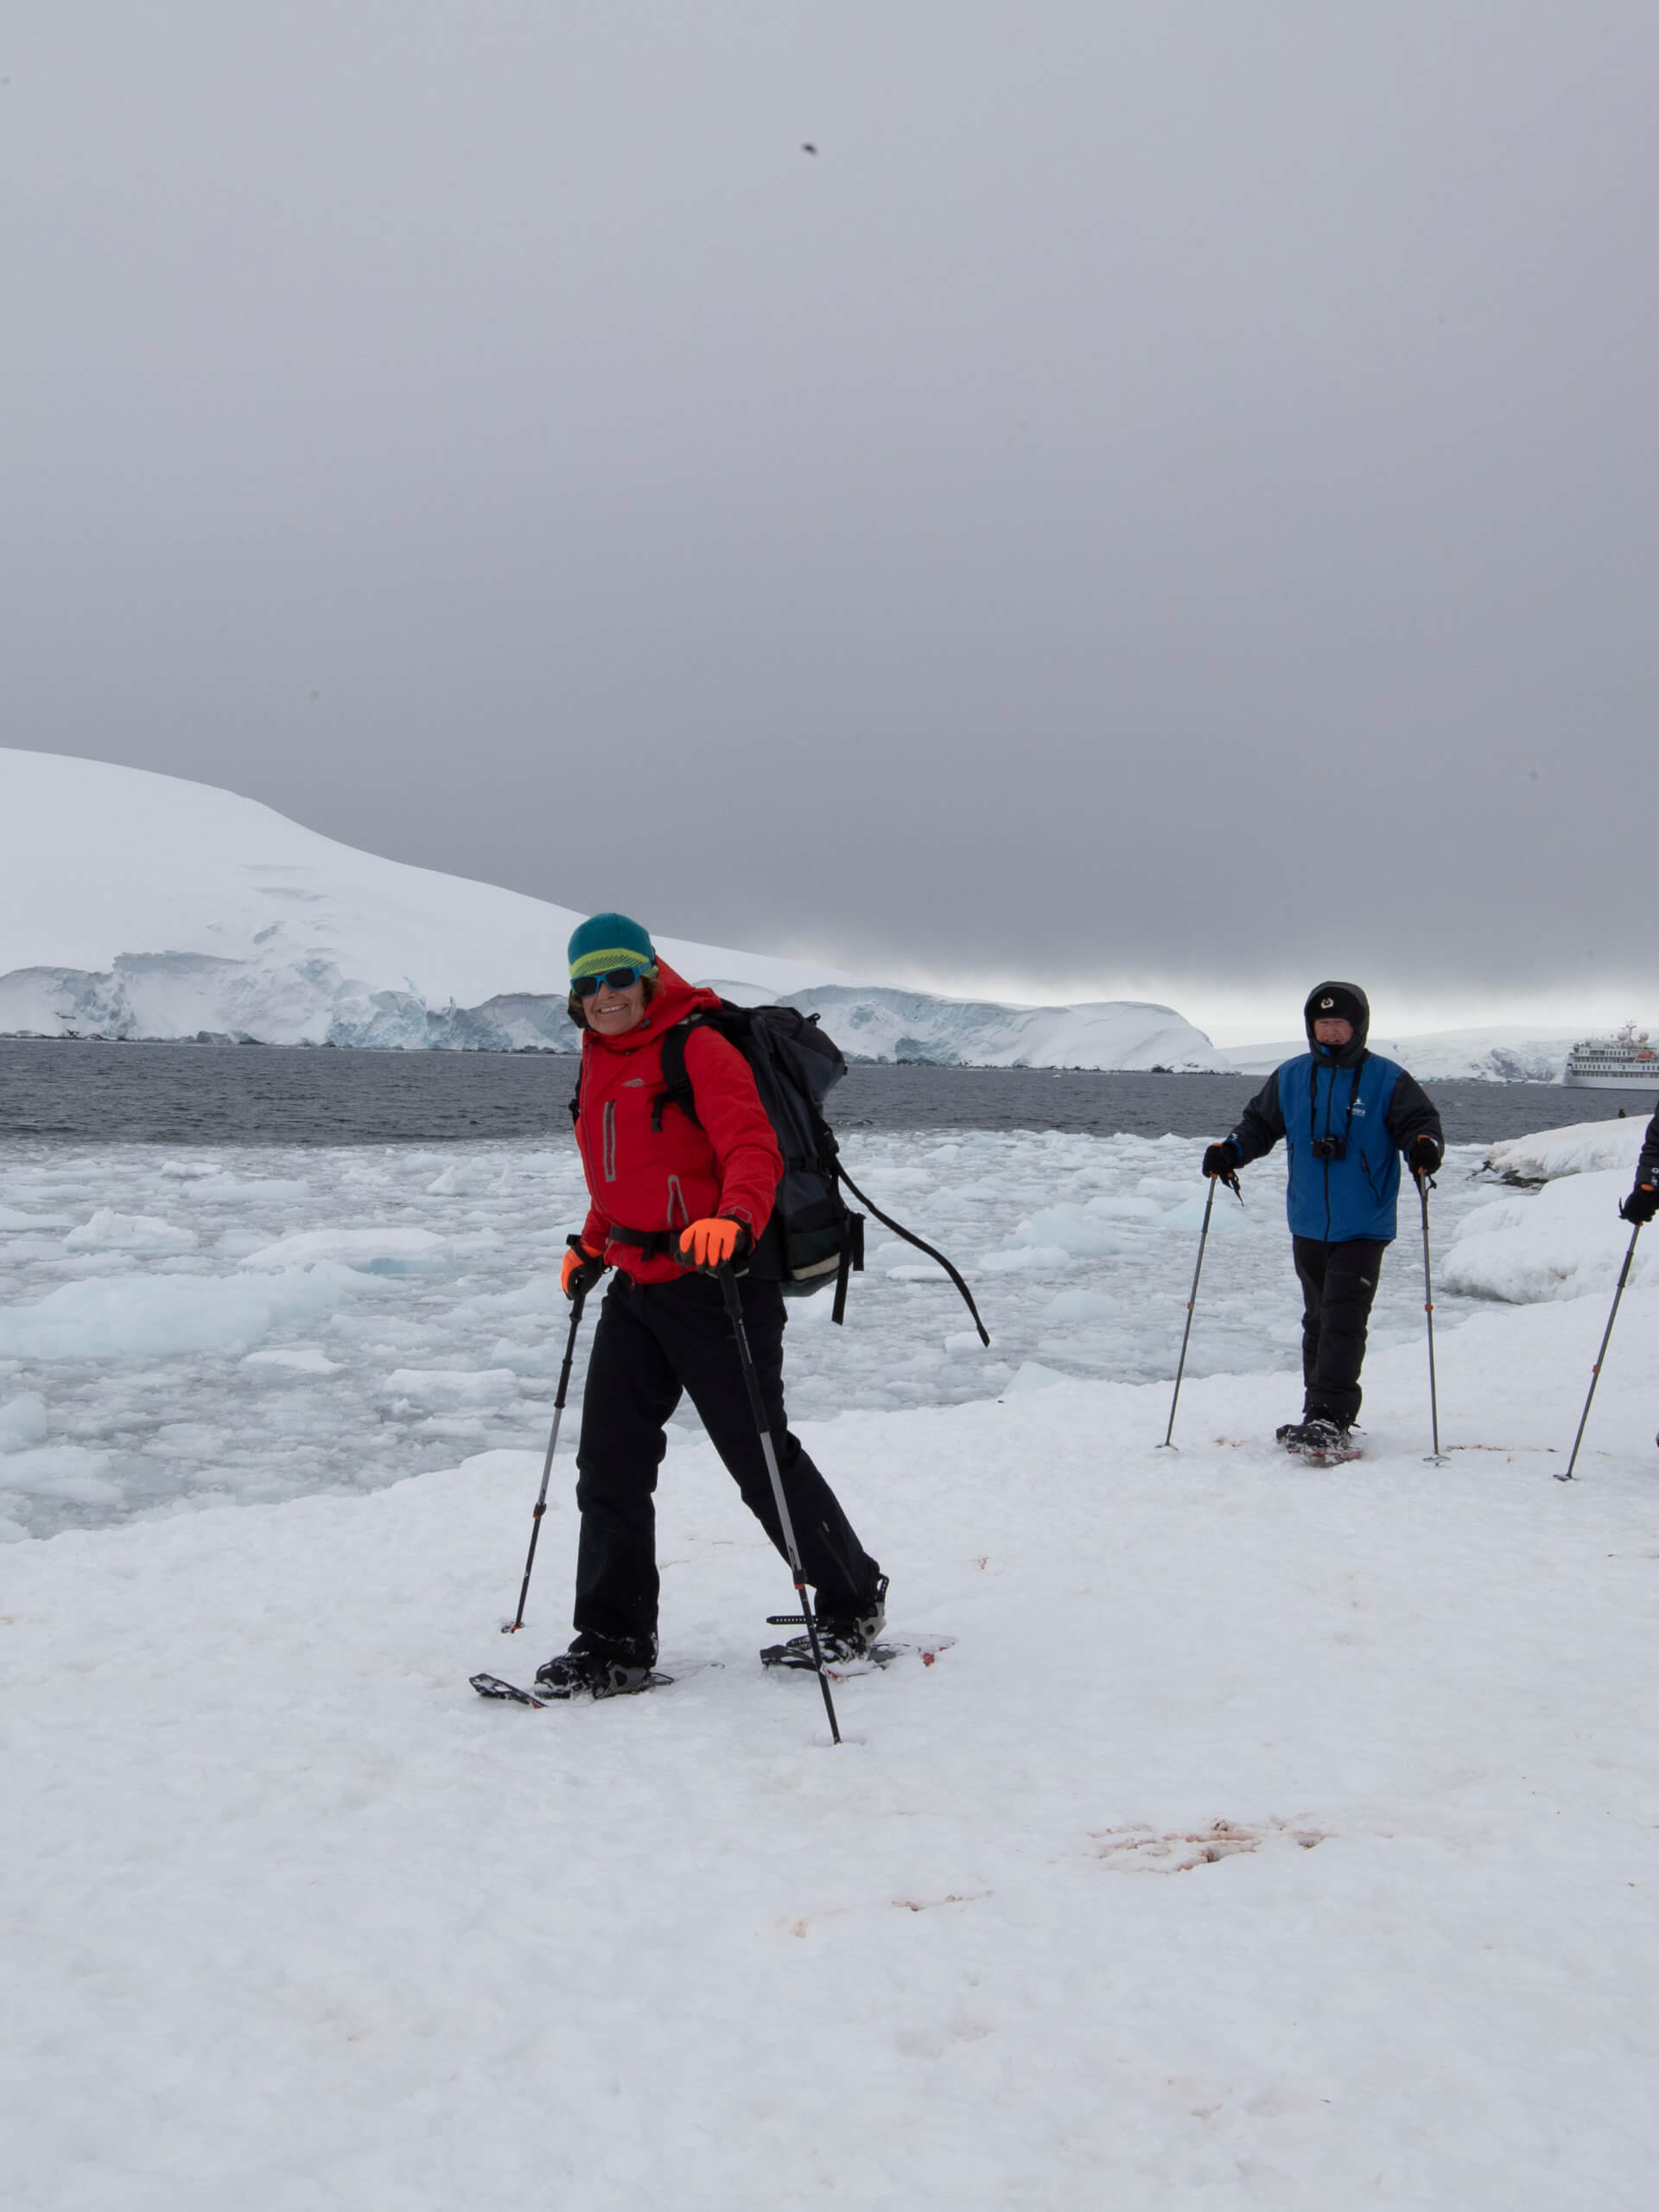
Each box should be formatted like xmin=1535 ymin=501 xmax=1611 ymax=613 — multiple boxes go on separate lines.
xmin=1564 ymin=1021 xmax=1659 ymax=1090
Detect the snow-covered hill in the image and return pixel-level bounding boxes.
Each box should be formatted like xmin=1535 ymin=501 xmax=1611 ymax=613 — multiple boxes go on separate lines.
xmin=0 ymin=749 xmax=1224 ymax=1067
xmin=709 ymin=980 xmax=1227 ymax=1071
xmin=1224 ymin=1027 xmax=1586 ymax=1083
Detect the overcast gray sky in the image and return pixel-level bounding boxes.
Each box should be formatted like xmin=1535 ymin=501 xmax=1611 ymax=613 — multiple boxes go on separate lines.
xmin=4 ymin=2 xmax=1656 ymax=1040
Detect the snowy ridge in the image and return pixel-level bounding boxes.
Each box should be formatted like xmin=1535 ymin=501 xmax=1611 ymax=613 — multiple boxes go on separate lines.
xmin=0 ymin=748 xmax=1220 ymax=1067
xmin=1224 ymin=1028 xmax=1590 ymax=1083
xmin=706 ymin=979 xmax=1226 ymax=1071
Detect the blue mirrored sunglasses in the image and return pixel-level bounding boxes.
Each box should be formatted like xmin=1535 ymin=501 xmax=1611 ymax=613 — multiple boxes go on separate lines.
xmin=573 ymin=966 xmax=645 ymax=998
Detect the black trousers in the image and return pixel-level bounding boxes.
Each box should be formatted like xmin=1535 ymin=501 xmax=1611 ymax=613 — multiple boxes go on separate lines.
xmin=1292 ymin=1236 xmax=1387 ymax=1425
xmin=573 ymin=1270 xmax=880 ymax=1655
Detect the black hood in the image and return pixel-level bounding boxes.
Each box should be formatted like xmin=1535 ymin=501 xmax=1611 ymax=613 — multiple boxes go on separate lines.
xmin=1304 ymin=981 xmax=1370 ymax=1068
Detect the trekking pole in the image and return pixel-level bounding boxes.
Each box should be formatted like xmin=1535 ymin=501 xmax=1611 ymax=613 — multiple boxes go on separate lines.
xmin=1415 ymin=1170 xmax=1449 ymax=1465
xmin=501 ymin=1282 xmax=588 ymax=1631
xmin=1557 ymin=1222 xmax=1643 ymax=1483
xmin=715 ymin=1262 xmax=842 ymax=1745
xmin=1158 ymin=1171 xmax=1238 ymax=1449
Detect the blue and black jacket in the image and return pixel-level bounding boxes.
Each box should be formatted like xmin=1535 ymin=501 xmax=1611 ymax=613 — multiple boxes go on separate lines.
xmin=1637 ymin=1105 xmax=1659 ymax=1190
xmin=1225 ymin=982 xmax=1443 ymax=1245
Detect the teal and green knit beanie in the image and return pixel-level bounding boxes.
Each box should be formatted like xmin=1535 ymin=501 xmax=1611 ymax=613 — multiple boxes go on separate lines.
xmin=568 ymin=911 xmax=658 ymax=982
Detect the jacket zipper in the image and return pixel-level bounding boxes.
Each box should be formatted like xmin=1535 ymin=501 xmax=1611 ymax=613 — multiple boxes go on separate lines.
xmin=666 ymin=1174 xmax=689 ymax=1230
xmin=602 ymin=1099 xmax=616 ymax=1183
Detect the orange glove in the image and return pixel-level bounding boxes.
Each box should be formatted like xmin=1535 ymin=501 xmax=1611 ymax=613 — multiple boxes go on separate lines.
xmin=677 ymin=1217 xmax=748 ymax=1270
xmin=562 ymin=1238 xmax=605 ymax=1299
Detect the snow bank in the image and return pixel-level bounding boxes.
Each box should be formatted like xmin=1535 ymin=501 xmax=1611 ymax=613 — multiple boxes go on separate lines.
xmin=1483 ymin=1116 xmax=1649 ymax=1185
xmin=0 ymin=749 xmax=1223 ymax=1068
xmin=1441 ymin=1170 xmax=1657 ymax=1304
xmin=5 ymin=1302 xmax=1659 ymax=2209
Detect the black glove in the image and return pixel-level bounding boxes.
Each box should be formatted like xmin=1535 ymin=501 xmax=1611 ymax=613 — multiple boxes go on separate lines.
xmin=1202 ymin=1141 xmax=1240 ymax=1179
xmin=563 ymin=1233 xmax=607 ymax=1300
xmin=1619 ymin=1183 xmax=1658 ymax=1225
xmin=1407 ymin=1135 xmax=1442 ymax=1177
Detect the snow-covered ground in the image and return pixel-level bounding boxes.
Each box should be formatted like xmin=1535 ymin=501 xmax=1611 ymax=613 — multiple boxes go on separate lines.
xmin=6 ymin=1297 xmax=1658 ymax=2209
xmin=0 ymin=1131 xmax=1515 ymax=1542
xmin=0 ymin=748 xmax=1221 ymax=1066
xmin=8 ymin=1116 xmax=1659 ymax=2206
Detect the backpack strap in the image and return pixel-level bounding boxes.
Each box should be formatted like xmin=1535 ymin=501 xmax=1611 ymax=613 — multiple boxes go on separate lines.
xmin=832 ymin=1156 xmax=990 ymax=1347
xmin=568 ymin=1053 xmax=582 ymax=1127
xmin=652 ymin=1016 xmax=703 ymax=1133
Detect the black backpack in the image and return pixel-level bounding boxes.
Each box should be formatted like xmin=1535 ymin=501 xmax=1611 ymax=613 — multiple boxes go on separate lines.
xmin=575 ymin=1001 xmax=988 ymax=1341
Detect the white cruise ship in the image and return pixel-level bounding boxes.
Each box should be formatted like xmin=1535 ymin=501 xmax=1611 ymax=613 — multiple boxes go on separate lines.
xmin=1564 ymin=1021 xmax=1659 ymax=1090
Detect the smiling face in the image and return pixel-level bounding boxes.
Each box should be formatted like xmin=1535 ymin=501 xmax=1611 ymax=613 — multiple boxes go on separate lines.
xmin=1312 ymin=1016 xmax=1354 ymax=1048
xmin=582 ymin=976 xmax=649 ymax=1036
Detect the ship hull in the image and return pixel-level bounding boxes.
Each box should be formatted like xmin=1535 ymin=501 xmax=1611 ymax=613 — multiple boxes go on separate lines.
xmin=1563 ymin=1069 xmax=1659 ymax=1090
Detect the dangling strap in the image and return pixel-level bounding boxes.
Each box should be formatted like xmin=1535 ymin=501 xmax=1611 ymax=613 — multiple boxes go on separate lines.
xmin=833 ymin=1160 xmax=990 ymax=1346
xmin=1311 ymin=1051 xmax=1368 ymax=1152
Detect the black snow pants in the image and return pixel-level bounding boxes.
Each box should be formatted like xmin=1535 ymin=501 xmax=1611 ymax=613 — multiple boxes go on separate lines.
xmin=573 ymin=1269 xmax=880 ymax=1656
xmin=1292 ymin=1236 xmax=1387 ymax=1425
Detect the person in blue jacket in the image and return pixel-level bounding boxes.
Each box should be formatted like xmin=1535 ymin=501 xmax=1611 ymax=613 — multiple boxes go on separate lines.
xmin=1201 ymin=982 xmax=1445 ymax=1453
xmin=1618 ymin=1105 xmax=1659 ymax=1227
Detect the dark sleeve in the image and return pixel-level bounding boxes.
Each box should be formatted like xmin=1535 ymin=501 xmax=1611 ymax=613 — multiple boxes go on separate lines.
xmin=1637 ymin=1106 xmax=1659 ymax=1186
xmin=1228 ymin=1070 xmax=1287 ymax=1165
xmin=1385 ymin=1069 xmax=1444 ymax=1159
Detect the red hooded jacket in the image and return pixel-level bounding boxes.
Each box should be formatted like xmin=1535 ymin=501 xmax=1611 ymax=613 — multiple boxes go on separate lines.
xmin=574 ymin=963 xmax=783 ymax=1286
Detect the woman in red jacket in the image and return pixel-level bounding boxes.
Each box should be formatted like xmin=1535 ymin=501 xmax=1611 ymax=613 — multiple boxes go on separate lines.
xmin=537 ymin=911 xmax=885 ymax=1699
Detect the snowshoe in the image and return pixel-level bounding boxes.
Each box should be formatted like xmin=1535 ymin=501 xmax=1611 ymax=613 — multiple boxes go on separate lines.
xmin=470 ymin=1672 xmax=550 ymax=1707
xmin=1283 ymin=1417 xmax=1363 ymax=1468
xmin=532 ymin=1637 xmax=661 ymax=1700
xmin=761 ymin=1573 xmax=888 ymax=1671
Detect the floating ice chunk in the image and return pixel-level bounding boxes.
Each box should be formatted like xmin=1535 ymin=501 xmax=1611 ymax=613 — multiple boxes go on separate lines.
xmin=241 ymin=1347 xmax=342 ymax=1374
xmin=0 ymin=1393 xmax=51 ymax=1449
xmin=63 ymin=1210 xmax=196 ymax=1254
xmin=0 ymin=1445 xmax=118 ymax=1502
xmin=191 ymin=1179 xmax=309 ymax=1205
xmin=425 ymin=1160 xmax=510 ymax=1196
xmin=1014 ymin=1204 xmax=1122 ymax=1258
xmin=0 ymin=1207 xmax=72 ymax=1231
xmin=1004 ymin=1360 xmax=1073 ymax=1392
xmin=978 ymin=1244 xmax=1072 ymax=1273
xmin=0 ymin=1264 xmax=363 ymax=1360
xmin=159 ymin=1161 xmax=220 ymax=1179
xmin=240 ymin=1227 xmax=446 ymax=1274
xmin=1081 ymin=1193 xmax=1164 ymax=1222
xmin=381 ymin=1368 xmax=520 ymax=1407
xmin=1043 ymin=1288 xmax=1124 ymax=1323
xmin=1160 ymin=1189 xmax=1252 ymax=1235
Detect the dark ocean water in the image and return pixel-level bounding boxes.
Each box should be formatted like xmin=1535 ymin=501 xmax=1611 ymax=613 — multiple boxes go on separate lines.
xmin=0 ymin=1038 xmax=1649 ymax=1146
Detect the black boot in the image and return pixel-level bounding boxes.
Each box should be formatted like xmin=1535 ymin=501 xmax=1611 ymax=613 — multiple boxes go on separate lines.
xmin=534 ymin=1632 xmax=657 ymax=1699
xmin=1287 ymin=1416 xmax=1358 ymax=1465
xmin=764 ymin=1574 xmax=888 ymax=1669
